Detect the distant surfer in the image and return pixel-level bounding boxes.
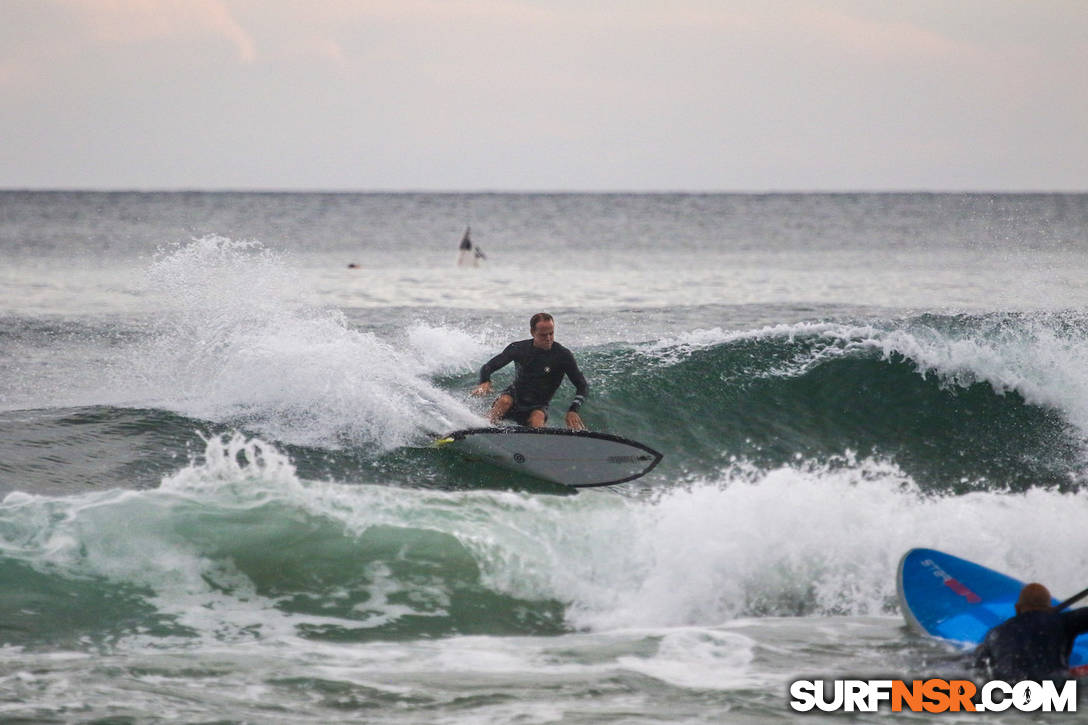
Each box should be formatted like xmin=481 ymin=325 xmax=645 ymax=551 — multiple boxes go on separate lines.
xmin=471 ymin=312 xmax=587 ymax=430
xmin=457 ymin=226 xmax=485 ymax=267
xmin=973 ymin=583 xmax=1088 ymax=681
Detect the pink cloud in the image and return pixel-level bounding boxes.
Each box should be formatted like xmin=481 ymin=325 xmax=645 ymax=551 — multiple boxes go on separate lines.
xmin=791 ymin=6 xmax=987 ymax=65
xmin=66 ymin=0 xmax=256 ymax=62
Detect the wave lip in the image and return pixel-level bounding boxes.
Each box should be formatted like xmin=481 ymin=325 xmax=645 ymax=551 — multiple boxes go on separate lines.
xmin=598 ymin=313 xmax=1088 ymax=491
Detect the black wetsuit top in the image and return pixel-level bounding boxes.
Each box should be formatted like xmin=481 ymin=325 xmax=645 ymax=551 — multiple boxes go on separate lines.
xmin=973 ymin=608 xmax=1088 ymax=681
xmin=479 ymin=340 xmax=588 ymax=413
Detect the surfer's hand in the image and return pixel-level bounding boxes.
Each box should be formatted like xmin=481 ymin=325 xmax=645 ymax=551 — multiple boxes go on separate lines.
xmin=471 ymin=382 xmax=492 ymax=397
xmin=565 ymin=411 xmax=585 ymax=431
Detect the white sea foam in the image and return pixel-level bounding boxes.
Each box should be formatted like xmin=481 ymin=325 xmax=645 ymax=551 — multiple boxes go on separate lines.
xmin=6 ymin=432 xmax=1088 ymax=648
xmin=404 ymin=322 xmax=492 ymax=376
xmin=544 ymin=461 xmax=1088 ymax=631
xmin=615 ymin=628 xmax=759 ymax=689
xmin=124 ymin=237 xmax=486 ymax=447
xmin=178 ymin=437 xmax=1088 ymax=636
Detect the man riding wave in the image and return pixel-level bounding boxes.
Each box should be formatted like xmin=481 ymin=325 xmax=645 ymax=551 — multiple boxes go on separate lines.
xmin=471 ymin=312 xmax=587 ymax=431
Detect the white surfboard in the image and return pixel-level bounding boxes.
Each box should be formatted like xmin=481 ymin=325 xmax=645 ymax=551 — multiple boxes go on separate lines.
xmin=433 ymin=427 xmax=663 ymax=488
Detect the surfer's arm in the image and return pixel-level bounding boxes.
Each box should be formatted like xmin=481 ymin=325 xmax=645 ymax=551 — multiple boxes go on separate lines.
xmin=473 ymin=345 xmax=516 ymax=396
xmin=564 ymin=352 xmax=589 ymax=413
xmin=563 ymin=351 xmax=588 ymax=430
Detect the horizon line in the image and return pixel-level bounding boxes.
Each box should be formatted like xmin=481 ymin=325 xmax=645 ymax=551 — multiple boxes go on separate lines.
xmin=2 ymin=186 xmax=1087 ymax=195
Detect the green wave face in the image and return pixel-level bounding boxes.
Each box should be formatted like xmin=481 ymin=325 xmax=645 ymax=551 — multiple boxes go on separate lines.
xmin=0 ymin=474 xmax=572 ymax=650
xmin=585 ymin=319 xmax=1084 ymax=492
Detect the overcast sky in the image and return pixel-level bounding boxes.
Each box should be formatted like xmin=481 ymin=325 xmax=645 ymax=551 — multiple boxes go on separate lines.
xmin=2 ymin=0 xmax=1085 ymax=191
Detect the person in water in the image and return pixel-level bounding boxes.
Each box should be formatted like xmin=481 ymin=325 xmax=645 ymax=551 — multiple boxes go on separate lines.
xmin=457 ymin=226 xmax=485 ymax=267
xmin=471 ymin=313 xmax=587 ymax=430
xmin=973 ymin=582 xmax=1088 ymax=681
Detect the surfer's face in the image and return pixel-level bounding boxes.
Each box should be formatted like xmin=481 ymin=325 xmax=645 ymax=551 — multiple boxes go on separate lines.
xmin=532 ymin=320 xmax=555 ymax=349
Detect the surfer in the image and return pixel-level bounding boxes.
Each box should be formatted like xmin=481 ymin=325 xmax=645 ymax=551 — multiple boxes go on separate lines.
xmin=471 ymin=312 xmax=587 ymax=430
xmin=973 ymin=583 xmax=1088 ymax=681
xmin=457 ymin=226 xmax=485 ymax=267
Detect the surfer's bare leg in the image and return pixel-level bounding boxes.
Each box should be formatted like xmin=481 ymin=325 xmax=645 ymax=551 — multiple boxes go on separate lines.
xmin=526 ymin=409 xmax=547 ymax=428
xmin=489 ymin=394 xmax=514 ymax=425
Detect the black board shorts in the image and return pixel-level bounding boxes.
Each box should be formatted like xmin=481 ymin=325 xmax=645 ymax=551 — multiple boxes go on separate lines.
xmin=497 ymin=387 xmax=549 ymax=426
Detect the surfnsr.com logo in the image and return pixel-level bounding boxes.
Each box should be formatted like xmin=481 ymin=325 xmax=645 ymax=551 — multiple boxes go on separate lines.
xmin=789 ymin=679 xmax=1076 ymax=713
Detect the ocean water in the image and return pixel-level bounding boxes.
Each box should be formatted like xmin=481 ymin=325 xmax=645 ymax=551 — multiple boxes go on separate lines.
xmin=2 ymin=191 xmax=1088 ymax=722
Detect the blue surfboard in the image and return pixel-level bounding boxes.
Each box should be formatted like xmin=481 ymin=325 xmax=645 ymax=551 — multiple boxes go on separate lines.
xmin=897 ymin=548 xmax=1088 ymax=675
